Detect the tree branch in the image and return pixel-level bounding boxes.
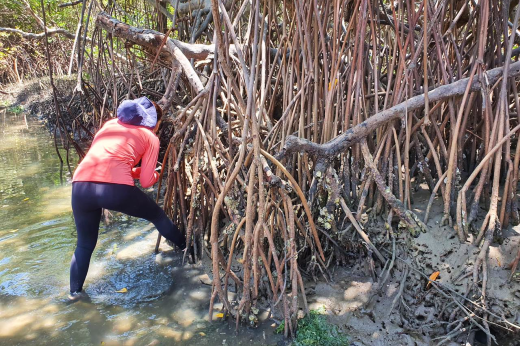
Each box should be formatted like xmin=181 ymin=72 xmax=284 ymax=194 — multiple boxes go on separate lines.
xmin=58 ymin=0 xmax=82 ymax=8
xmin=0 ymin=27 xmax=75 ymax=40
xmin=3 ymin=0 xmax=80 ymax=41
xmin=95 ymin=11 xmax=215 ymax=61
xmin=276 ymin=61 xmax=520 ymax=163
xmin=96 ymin=11 xmax=206 ymax=93
xmin=360 ymin=139 xmax=427 ymax=236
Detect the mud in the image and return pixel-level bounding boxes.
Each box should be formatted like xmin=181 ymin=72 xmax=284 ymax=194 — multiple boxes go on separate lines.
xmin=308 ymin=188 xmax=520 ymax=345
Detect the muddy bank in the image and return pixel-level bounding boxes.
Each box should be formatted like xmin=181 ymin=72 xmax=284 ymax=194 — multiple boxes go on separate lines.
xmin=192 ymin=186 xmax=520 ymax=345
xmin=306 ymin=189 xmax=520 ymax=346
xmin=2 ymin=76 xmax=75 ymax=113
xmin=2 ymin=77 xmax=94 ymax=144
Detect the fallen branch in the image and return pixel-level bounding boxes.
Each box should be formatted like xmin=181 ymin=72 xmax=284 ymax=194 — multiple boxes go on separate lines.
xmin=95 ymin=12 xmax=275 ymax=69
xmin=339 ymin=197 xmax=386 ymax=263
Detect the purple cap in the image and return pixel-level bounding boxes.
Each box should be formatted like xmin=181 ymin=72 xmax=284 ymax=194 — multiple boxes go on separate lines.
xmin=117 ymin=97 xmax=157 ymax=128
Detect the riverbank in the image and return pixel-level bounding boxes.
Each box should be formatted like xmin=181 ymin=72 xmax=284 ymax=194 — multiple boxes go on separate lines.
xmin=2 ymin=76 xmax=76 ymax=115
xmin=1 ymin=76 xmax=93 ymax=146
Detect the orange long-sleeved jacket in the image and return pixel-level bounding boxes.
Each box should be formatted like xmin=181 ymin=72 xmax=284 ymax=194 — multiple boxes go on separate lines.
xmin=73 ymin=119 xmax=159 ymax=188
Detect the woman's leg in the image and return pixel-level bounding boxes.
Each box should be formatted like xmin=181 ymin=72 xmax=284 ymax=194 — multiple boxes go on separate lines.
xmin=70 ymin=183 xmax=102 ymax=293
xmin=98 ymin=184 xmax=186 ymax=249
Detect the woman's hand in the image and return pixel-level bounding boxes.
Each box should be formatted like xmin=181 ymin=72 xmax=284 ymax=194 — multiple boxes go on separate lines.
xmin=131 ymin=167 xmax=141 ymax=179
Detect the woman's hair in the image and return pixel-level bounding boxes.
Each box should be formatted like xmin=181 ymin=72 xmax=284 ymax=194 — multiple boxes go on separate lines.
xmin=151 ymin=101 xmax=163 ymax=123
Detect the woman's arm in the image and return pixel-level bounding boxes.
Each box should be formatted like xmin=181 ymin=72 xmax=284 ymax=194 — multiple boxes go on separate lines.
xmin=137 ymin=134 xmax=160 ymax=188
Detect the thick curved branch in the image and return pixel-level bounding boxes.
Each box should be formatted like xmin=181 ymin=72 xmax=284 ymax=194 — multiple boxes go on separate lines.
xmin=276 ymin=61 xmax=520 ymax=162
xmin=178 ymin=0 xmax=211 ymax=15
xmin=96 ymin=11 xmax=207 ymax=93
xmin=95 ymin=11 xmax=216 ymax=61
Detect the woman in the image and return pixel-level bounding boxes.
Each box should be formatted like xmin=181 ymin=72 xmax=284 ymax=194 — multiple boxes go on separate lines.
xmin=69 ymin=96 xmax=185 ymax=301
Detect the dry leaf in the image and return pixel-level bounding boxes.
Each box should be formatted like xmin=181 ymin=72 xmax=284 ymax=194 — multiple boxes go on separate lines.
xmin=426 ymin=271 xmax=440 ymax=289
xmin=23 ymin=198 xmax=29 ymax=201
xmin=328 ymin=79 xmax=339 ymax=91
xmin=115 ymin=288 xmax=128 ymax=293
xmin=199 ymin=332 xmax=206 ymax=336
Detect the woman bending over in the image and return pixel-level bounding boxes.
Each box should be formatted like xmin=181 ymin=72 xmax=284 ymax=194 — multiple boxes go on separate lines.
xmin=69 ymin=97 xmax=185 ymax=301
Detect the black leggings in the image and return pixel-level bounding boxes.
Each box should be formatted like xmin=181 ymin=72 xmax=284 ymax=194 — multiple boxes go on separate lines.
xmin=70 ymin=181 xmax=185 ymax=293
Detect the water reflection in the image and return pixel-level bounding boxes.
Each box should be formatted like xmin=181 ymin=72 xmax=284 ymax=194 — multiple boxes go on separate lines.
xmin=0 ymin=110 xmax=281 ymax=346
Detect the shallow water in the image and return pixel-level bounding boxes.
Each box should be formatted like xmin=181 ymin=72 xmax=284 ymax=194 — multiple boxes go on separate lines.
xmin=0 ymin=110 xmax=282 ymax=346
